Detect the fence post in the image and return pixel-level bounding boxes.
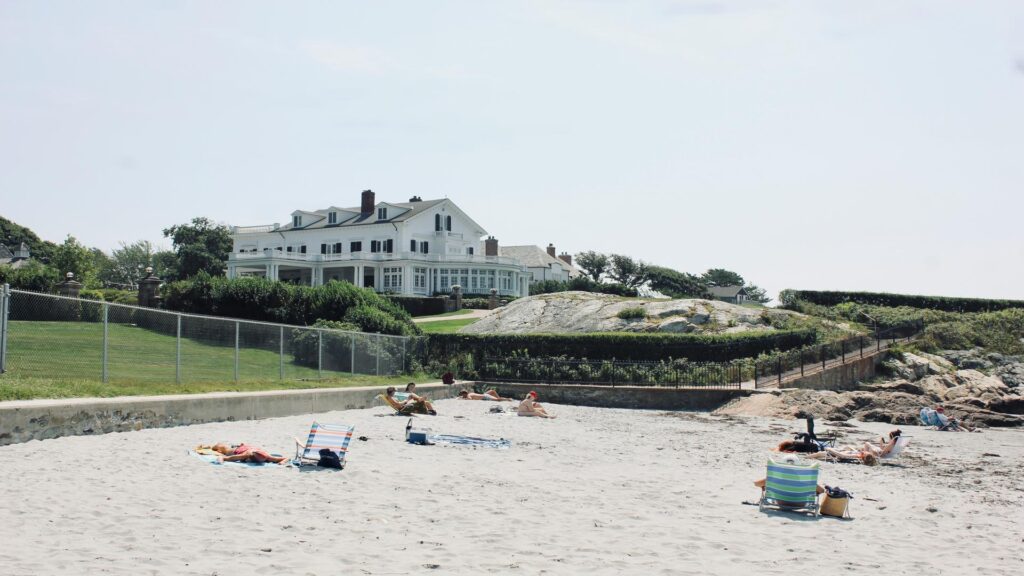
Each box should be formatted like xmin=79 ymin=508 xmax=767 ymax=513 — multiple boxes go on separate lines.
xmin=350 ymin=333 xmax=356 ymax=375
xmin=821 ymin=346 xmax=826 ymax=372
xmin=776 ymin=357 xmax=782 ymax=386
xmin=860 ymin=336 xmax=864 ymax=358
xmin=1 ymin=284 xmax=10 ymax=373
xmin=175 ymin=314 xmax=182 ymax=384
xmin=102 ymin=303 xmax=109 ymax=383
xmin=799 ymin=350 xmax=804 ymax=377
xmin=402 ymin=338 xmax=407 ymax=374
xmin=753 ymin=361 xmax=758 ymax=388
xmin=234 ymin=321 xmax=240 ymax=382
xmin=279 ymin=326 xmax=284 ymax=380
xmin=842 ymin=343 xmax=846 ymax=364
xmin=318 ymin=329 xmax=323 ymax=380
xmin=375 ymin=334 xmax=381 ymax=376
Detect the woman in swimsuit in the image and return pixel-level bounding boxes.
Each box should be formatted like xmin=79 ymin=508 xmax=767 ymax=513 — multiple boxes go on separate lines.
xmin=201 ymin=443 xmax=290 ymax=465
xmin=517 ymin=391 xmax=555 ymax=418
xmin=457 ymin=389 xmax=512 ymax=401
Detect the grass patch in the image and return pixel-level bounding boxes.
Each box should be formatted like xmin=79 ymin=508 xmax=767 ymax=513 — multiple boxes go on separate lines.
xmin=616 ymin=307 xmax=647 ymax=320
xmin=414 ymin=309 xmax=474 ymax=321
xmin=417 ymin=318 xmax=479 ymax=334
xmin=0 ymin=373 xmax=430 ymax=401
xmin=2 ymin=320 xmax=418 ymax=398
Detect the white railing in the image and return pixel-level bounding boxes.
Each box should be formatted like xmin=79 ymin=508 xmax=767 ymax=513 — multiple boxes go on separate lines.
xmin=233 ymin=224 xmax=278 ymax=234
xmin=229 ymin=251 xmax=521 ymax=267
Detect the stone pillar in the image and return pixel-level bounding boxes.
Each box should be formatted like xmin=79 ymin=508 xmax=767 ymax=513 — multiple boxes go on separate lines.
xmin=488 ymin=288 xmax=498 ymax=310
xmin=138 ymin=268 xmax=162 ymax=308
xmin=451 ymin=285 xmax=463 ymax=310
xmin=56 ymin=273 xmax=82 ymax=298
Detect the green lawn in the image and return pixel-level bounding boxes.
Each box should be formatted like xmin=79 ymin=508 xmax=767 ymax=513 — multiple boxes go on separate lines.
xmin=417 ymin=318 xmax=479 ymax=334
xmin=1 ymin=320 xmax=422 ymax=400
xmin=413 ymin=309 xmax=474 ymax=320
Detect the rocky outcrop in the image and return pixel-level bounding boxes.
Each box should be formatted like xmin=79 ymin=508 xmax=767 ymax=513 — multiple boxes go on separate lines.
xmin=717 ymin=351 xmax=1024 ymax=428
xmin=461 ymin=292 xmax=811 ymax=335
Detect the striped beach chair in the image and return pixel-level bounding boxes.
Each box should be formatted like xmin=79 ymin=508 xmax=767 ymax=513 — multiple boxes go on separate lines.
xmin=759 ymin=456 xmax=821 ymax=516
xmin=293 ymin=422 xmax=355 ymax=468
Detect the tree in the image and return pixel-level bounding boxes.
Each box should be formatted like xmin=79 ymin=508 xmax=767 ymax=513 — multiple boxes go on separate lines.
xmin=0 ymin=215 xmax=59 ymax=261
xmin=646 ymin=266 xmax=712 ymax=299
xmin=575 ymin=251 xmax=610 ymax=282
xmin=50 ymin=235 xmax=100 ymax=287
xmin=162 ymin=217 xmax=233 ymax=280
xmin=743 ymin=284 xmax=771 ymax=304
xmin=608 ymin=254 xmax=649 ymax=289
xmin=701 ymin=268 xmax=745 ymax=287
xmin=98 ymin=240 xmax=165 ymax=289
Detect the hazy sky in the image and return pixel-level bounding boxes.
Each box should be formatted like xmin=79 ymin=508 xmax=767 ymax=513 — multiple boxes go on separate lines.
xmin=2 ymin=1 xmax=1022 ymax=301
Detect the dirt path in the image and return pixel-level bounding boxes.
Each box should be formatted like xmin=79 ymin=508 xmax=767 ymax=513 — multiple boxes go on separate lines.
xmin=413 ymin=309 xmax=493 ymax=323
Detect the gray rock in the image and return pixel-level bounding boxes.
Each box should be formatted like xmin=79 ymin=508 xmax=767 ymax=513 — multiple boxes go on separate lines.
xmin=994 ymin=363 xmax=1024 ymax=389
xmin=658 ymin=319 xmax=695 ymax=333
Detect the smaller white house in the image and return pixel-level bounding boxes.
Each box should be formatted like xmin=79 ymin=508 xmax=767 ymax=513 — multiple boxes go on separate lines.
xmin=499 ymin=244 xmax=582 ymax=283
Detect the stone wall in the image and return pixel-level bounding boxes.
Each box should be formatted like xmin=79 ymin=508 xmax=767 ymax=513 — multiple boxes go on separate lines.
xmin=0 ymin=383 xmax=461 ymax=446
xmin=476 ymin=382 xmax=750 ymax=411
xmin=783 ymin=354 xmax=884 ymax=391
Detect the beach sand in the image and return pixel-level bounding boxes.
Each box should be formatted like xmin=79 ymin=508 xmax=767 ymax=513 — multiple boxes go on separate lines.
xmin=1 ymin=399 xmax=1021 ymax=575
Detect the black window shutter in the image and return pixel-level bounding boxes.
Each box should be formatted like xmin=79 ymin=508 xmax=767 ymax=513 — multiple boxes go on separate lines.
xmin=435 ymin=214 xmax=441 ymax=231
xmin=321 ymin=244 xmax=327 ymax=255
xmin=335 ymin=242 xmax=342 ymax=253
xmin=300 ymin=245 xmax=307 ymax=254
xmin=410 ymin=240 xmax=416 ymax=252
xmin=423 ymin=241 xmax=429 ymax=254
xmin=446 ymin=215 xmax=452 ymax=231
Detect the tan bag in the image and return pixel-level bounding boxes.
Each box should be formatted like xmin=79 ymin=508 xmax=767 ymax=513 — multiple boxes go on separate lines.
xmin=820 ymin=494 xmax=849 ymax=518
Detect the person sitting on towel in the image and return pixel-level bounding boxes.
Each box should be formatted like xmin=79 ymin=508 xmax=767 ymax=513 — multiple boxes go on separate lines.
xmin=199 ymin=443 xmax=290 ymax=465
xmin=404 ymin=382 xmax=428 ymax=402
xmin=517 ymin=391 xmax=555 ymax=418
xmin=458 ymin=389 xmax=512 ymax=401
xmin=384 ymin=386 xmax=437 ymax=415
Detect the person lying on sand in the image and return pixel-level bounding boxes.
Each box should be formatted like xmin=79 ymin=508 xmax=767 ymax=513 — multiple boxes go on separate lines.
xmin=199 ymin=443 xmax=290 ymax=465
xmin=458 ymin=389 xmax=512 ymax=401
xmin=517 ymin=391 xmax=555 ymax=418
xmin=806 ymin=444 xmax=881 ymax=466
xmin=775 ymin=439 xmax=825 ymax=454
xmin=384 ymin=386 xmax=437 ymax=415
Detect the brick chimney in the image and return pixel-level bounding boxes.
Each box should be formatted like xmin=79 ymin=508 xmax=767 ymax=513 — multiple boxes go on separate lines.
xmin=485 ymin=236 xmax=499 ymax=256
xmin=361 ymin=189 xmax=375 ymax=214
xmin=546 ymin=243 xmax=556 ymax=258
xmin=559 ymin=252 xmax=572 ymax=266
xmin=408 ymin=196 xmax=422 ymax=203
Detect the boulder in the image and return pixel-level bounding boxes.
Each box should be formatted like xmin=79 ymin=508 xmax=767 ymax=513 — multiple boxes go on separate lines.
xmin=918 ymin=374 xmax=957 ymax=400
xmin=658 ymin=319 xmax=695 ymax=333
xmin=986 ymin=395 xmax=1024 ymax=415
xmin=994 ymin=362 xmax=1024 ymax=389
xmin=859 ymin=380 xmax=924 ymax=396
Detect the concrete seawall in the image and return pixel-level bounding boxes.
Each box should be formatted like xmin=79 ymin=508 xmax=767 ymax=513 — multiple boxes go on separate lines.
xmin=483 ymin=382 xmax=751 ymax=411
xmin=0 ymin=383 xmax=462 ymax=446
xmin=783 ymin=354 xmax=885 ymax=391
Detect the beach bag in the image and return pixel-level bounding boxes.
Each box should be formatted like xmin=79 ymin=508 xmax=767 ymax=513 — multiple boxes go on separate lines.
xmin=820 ymin=485 xmax=852 ymax=518
xmin=317 ymin=448 xmax=342 ymax=469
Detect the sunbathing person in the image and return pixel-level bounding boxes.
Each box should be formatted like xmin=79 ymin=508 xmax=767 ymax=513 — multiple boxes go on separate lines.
xmin=383 ymin=386 xmax=437 ymax=415
xmin=457 ymin=389 xmax=512 ymax=401
xmin=774 ymin=439 xmax=824 ymax=454
xmin=810 ymin=444 xmax=880 ymax=466
xmin=404 ymin=382 xmax=426 ymax=402
xmin=199 ymin=443 xmax=290 ymax=465
xmin=517 ymin=391 xmax=555 ymax=418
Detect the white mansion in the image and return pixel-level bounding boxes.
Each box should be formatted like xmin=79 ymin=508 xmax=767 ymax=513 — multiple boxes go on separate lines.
xmin=227 ymin=191 xmax=531 ymax=297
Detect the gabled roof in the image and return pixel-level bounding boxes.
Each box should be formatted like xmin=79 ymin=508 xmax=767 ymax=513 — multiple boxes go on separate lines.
xmin=708 ymin=285 xmax=747 ymax=298
xmin=0 ymin=245 xmax=12 ymax=259
xmin=281 ymin=199 xmax=448 ymax=230
xmin=499 ymin=245 xmax=581 ymax=277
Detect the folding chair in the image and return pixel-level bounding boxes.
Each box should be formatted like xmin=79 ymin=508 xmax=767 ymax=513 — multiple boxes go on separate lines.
xmin=759 ymin=456 xmax=821 ymax=517
xmin=293 ymin=422 xmax=354 ymax=468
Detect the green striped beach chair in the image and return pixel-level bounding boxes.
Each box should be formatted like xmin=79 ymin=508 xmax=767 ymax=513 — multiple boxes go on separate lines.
xmin=759 ymin=456 xmax=821 ymax=517
xmin=293 ymin=422 xmax=355 ymax=468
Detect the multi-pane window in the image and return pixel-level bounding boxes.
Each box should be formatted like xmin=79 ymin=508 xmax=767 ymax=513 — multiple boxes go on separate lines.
xmin=383 ymin=267 xmax=402 ymax=290
xmin=350 ymin=241 xmax=362 ymax=252
xmin=328 ymin=212 xmax=337 ymax=224
xmin=320 ymin=243 xmax=343 ymax=255
xmin=370 ymin=241 xmax=380 ymax=253
xmin=377 ymin=207 xmax=388 ymax=220
xmin=299 ymin=245 xmax=307 ymax=254
xmin=370 ymin=239 xmax=393 ymax=253
xmin=420 ymin=241 xmax=429 ymax=254
xmin=466 ymin=247 xmax=474 ymax=255
xmin=414 ymin=267 xmax=427 ymax=290
xmin=293 ymin=215 xmax=302 ymax=227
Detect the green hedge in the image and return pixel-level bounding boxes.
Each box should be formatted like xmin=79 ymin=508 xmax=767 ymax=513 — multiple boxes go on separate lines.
xmin=422 ymin=329 xmax=817 ymax=363
xmin=530 ymin=277 xmax=638 ymax=297
xmin=386 ymin=295 xmax=451 ymax=317
xmin=161 ymin=274 xmax=420 ymax=336
xmin=780 ymin=289 xmax=1024 ymax=313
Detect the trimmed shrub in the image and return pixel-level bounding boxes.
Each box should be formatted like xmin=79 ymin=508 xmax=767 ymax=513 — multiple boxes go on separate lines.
xmin=422 ymin=329 xmax=817 ymax=363
xmin=529 ymin=278 xmax=638 ymax=297
xmin=387 ymin=295 xmax=451 ymax=316
xmin=161 ymin=275 xmax=419 ymax=336
xmin=780 ymin=289 xmax=1024 ymax=313
xmin=0 ymin=261 xmax=59 ymax=292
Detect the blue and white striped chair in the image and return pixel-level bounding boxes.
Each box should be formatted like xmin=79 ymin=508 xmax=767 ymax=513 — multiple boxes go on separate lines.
xmin=759 ymin=455 xmax=821 ymax=516
xmin=293 ymin=422 xmax=354 ymax=468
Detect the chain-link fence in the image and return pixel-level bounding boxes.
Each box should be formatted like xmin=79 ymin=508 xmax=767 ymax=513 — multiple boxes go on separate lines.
xmin=0 ymin=287 xmax=410 ymax=384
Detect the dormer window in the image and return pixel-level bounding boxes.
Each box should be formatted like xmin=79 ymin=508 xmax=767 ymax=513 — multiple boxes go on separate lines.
xmin=377 ymin=207 xmax=388 ymax=220
xmin=328 ymin=211 xmax=337 ymax=224
xmin=293 ymin=215 xmax=302 ymax=227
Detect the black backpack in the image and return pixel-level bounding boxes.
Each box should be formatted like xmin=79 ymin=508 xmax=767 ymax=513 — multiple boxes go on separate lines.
xmin=317 ymin=448 xmax=342 ymax=469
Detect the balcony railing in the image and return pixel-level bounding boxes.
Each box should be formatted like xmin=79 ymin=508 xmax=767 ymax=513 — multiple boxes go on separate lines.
xmin=229 ymin=251 xmax=521 ymax=267
xmin=232 ymin=224 xmax=278 ymax=234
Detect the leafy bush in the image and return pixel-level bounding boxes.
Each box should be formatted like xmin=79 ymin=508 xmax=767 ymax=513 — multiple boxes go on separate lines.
xmin=386 ymin=295 xmax=451 ymax=316
xmin=0 ymin=261 xmax=60 ymax=292
xmin=616 ymin=307 xmax=647 ymax=320
xmin=529 ymin=277 xmax=638 ymax=297
xmin=161 ymin=275 xmax=419 ymax=336
xmin=780 ymin=289 xmax=1024 ymax=313
xmin=917 ymin=309 xmax=1024 ymax=355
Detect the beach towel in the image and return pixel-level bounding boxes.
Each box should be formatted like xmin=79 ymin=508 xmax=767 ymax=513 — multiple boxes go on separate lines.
xmin=189 ymin=450 xmax=290 ymax=468
xmin=426 ymin=434 xmax=511 ymax=449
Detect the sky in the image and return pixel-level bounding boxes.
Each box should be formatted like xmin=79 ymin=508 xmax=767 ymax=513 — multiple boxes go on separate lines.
xmin=1 ymin=0 xmax=1023 ymax=302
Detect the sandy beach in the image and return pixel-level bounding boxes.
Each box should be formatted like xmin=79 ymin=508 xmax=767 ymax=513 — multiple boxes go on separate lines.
xmin=1 ymin=398 xmax=1022 ymax=575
